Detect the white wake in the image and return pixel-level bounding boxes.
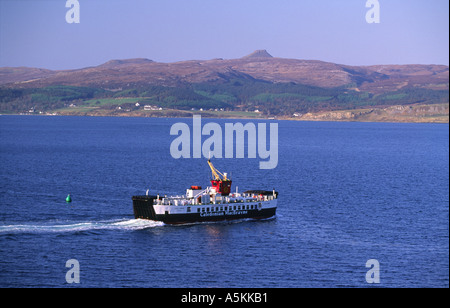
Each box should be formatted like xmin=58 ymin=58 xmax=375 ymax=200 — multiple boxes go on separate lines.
xmin=0 ymin=219 xmax=164 ymax=234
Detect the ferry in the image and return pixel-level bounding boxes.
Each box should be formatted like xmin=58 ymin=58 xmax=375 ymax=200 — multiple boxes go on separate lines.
xmin=132 ymin=160 xmax=278 ymax=224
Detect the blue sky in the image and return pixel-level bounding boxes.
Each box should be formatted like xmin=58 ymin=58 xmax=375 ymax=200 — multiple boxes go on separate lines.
xmin=0 ymin=0 xmax=448 ymax=69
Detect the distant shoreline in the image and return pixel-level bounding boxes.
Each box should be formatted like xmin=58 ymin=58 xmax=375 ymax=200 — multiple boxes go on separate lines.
xmin=2 ymin=102 xmax=449 ymax=124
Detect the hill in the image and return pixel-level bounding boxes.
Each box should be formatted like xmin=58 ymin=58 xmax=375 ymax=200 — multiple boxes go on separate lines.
xmin=0 ymin=50 xmax=448 ymax=122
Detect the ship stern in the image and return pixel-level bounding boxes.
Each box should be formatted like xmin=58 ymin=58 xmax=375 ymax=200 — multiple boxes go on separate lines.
xmin=132 ymin=195 xmax=158 ymax=220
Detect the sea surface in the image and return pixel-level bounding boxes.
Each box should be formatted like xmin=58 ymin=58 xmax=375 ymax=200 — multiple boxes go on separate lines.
xmin=0 ymin=115 xmax=448 ymax=288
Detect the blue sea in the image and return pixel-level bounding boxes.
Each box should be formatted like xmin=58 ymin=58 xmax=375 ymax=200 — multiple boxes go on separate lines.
xmin=0 ymin=115 xmax=448 ymax=288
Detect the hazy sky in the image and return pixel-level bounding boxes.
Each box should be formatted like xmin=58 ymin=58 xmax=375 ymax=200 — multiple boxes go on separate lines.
xmin=0 ymin=0 xmax=448 ymax=69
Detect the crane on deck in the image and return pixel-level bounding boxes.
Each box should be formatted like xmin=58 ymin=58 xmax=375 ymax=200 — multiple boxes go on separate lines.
xmin=207 ymin=159 xmax=232 ymax=196
xmin=207 ymin=159 xmax=229 ymax=181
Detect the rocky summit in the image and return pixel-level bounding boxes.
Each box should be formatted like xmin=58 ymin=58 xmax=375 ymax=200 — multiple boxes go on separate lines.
xmin=242 ymin=50 xmax=274 ymax=59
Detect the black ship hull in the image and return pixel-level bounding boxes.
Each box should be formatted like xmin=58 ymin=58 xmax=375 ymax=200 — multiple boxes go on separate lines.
xmin=132 ymin=195 xmax=276 ymax=225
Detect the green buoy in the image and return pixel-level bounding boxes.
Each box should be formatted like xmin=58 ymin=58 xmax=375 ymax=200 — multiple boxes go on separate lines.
xmin=66 ymin=194 xmax=72 ymax=203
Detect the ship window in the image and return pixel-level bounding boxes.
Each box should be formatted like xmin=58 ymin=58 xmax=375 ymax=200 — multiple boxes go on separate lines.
xmin=187 ymin=207 xmax=191 ymax=213
xmin=202 ymin=208 xmax=205 ymax=212
xmin=197 ymin=208 xmax=200 ymax=213
xmin=207 ymin=208 xmax=210 ymax=212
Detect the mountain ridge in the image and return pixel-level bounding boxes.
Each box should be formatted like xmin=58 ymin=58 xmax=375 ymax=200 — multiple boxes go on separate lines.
xmin=0 ymin=50 xmax=448 ymax=121
xmin=0 ymin=50 xmax=447 ymax=94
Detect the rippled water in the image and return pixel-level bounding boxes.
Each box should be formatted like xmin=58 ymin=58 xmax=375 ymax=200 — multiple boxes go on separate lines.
xmin=0 ymin=116 xmax=448 ymax=287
